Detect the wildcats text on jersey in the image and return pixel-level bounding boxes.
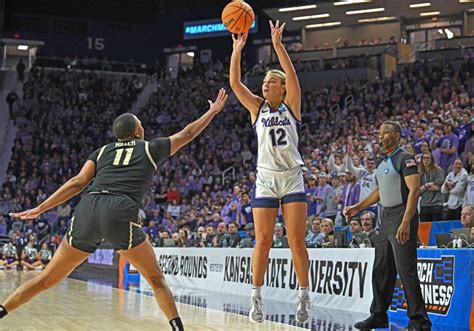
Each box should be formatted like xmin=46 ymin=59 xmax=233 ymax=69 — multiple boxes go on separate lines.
xmin=261 ymin=117 xmax=291 ymax=128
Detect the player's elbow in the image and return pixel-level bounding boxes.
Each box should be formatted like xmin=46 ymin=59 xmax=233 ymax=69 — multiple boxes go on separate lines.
xmin=229 ymin=80 xmax=238 ymax=90
xmin=70 ymin=176 xmax=89 ymax=190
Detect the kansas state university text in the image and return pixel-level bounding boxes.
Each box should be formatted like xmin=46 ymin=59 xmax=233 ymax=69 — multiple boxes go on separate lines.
xmin=223 ymin=256 xmax=369 ymax=298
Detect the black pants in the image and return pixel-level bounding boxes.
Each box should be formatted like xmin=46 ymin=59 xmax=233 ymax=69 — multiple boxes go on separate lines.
xmin=445 ymin=206 xmax=462 ymax=221
xmin=419 ymin=205 xmax=443 ymax=222
xmin=370 ymin=205 xmax=431 ymax=328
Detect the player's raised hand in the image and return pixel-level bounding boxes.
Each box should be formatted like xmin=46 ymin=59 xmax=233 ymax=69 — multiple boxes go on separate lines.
xmin=208 ymin=88 xmax=228 ymax=115
xmin=9 ymin=207 xmax=43 ymax=220
xmin=269 ymin=20 xmax=286 ymax=46
xmin=232 ymin=33 xmax=248 ymax=52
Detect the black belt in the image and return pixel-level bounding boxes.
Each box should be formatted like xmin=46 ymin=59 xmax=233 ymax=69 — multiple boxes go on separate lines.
xmin=381 ymin=203 xmax=405 ymax=210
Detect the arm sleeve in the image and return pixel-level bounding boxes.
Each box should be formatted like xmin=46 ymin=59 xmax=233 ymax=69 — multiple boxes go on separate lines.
xmin=149 ymin=137 xmax=171 ymax=164
xmin=328 ymin=153 xmax=341 ymax=172
xmin=87 ymin=148 xmax=101 ymax=164
xmin=400 ymin=154 xmax=419 ymax=177
xmin=451 ymin=172 xmax=468 ymax=196
xmin=440 ymin=175 xmax=450 ymax=194
xmin=346 ymin=155 xmax=363 ymax=179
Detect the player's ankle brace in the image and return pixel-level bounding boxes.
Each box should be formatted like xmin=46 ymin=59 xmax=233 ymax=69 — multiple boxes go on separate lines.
xmin=0 ymin=305 xmax=8 ymax=318
xmin=169 ymin=317 xmax=184 ymax=331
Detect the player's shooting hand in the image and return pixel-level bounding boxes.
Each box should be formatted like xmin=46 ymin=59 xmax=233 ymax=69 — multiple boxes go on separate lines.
xmin=9 ymin=207 xmax=43 ymax=220
xmin=232 ymin=33 xmax=248 ymax=52
xmin=208 ymin=88 xmax=228 ymax=115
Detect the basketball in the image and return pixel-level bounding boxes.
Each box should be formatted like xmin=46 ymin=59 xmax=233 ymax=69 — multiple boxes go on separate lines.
xmin=222 ymin=1 xmax=254 ymax=34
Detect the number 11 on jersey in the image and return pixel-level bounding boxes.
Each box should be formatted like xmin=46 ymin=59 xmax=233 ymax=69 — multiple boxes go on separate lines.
xmin=113 ymin=148 xmax=134 ymax=166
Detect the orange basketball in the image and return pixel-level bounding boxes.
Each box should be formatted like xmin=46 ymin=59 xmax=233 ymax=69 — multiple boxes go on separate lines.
xmin=221 ymin=1 xmax=255 ymax=34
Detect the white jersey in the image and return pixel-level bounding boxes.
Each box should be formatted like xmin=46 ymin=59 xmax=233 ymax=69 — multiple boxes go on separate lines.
xmin=253 ymin=101 xmax=304 ymax=171
xmin=359 ymin=170 xmax=377 ymax=202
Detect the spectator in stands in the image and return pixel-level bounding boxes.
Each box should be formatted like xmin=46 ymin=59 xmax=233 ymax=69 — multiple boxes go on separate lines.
xmin=320 ymin=173 xmax=339 ymax=221
xmin=347 ymin=153 xmax=378 ymax=217
xmin=305 ymin=217 xmax=321 ymax=247
xmin=419 ymin=152 xmax=445 ymax=222
xmin=360 ymin=211 xmax=378 ymax=246
xmin=212 ymin=222 xmax=227 ymax=247
xmin=0 ymin=215 xmax=6 ymax=236
xmin=171 ymin=232 xmax=180 ymax=246
xmin=463 ymin=119 xmax=474 ymax=161
xmin=348 ymin=218 xmax=363 ymax=248
xmin=464 ymin=161 xmax=474 ymax=206
xmin=56 ymin=202 xmax=71 ymax=219
xmin=16 ymin=59 xmax=26 ymax=82
xmin=441 ymin=158 xmax=468 ymax=220
xmin=305 ymin=175 xmax=318 ymax=216
xmin=176 ymin=228 xmax=192 ymax=247
xmin=273 ymin=223 xmax=288 ymax=248
xmin=6 ymin=90 xmax=18 ymax=123
xmin=345 ymin=171 xmax=361 ymax=215
xmin=349 ymin=218 xmax=362 ymax=236
xmin=460 ymin=205 xmax=474 ymax=228
xmin=437 ymin=120 xmax=459 ymax=174
xmin=240 ymin=222 xmax=256 ymax=248
xmin=192 ymin=226 xmax=206 ymax=247
xmin=220 ymin=221 xmax=241 ymax=248
xmin=314 ymin=173 xmax=332 ymax=216
xmin=145 ymin=220 xmax=160 ymax=242
xmin=202 ymin=225 xmax=215 ymax=248
xmin=314 ymin=218 xmax=335 ymax=247
xmin=239 ymin=192 xmax=253 ymax=227
xmin=457 ymin=111 xmax=472 ymax=156
xmin=413 ymin=125 xmax=430 ymax=155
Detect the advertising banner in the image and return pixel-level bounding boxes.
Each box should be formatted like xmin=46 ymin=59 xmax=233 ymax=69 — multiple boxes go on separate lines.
xmin=144 ymin=248 xmax=374 ymax=313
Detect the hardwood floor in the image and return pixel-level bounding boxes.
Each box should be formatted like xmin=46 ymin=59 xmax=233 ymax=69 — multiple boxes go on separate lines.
xmin=0 ymin=270 xmax=304 ymax=330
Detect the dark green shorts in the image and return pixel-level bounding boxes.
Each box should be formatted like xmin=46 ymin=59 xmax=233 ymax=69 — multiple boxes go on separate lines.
xmin=66 ymin=193 xmax=146 ymax=253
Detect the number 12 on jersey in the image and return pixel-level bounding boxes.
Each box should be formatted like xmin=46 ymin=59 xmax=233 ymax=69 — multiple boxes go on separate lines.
xmin=269 ymin=128 xmax=287 ymax=147
xmin=113 ymin=148 xmax=134 ymax=166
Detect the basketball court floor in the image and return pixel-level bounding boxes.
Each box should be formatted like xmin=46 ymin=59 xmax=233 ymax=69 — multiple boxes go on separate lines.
xmin=0 ymin=269 xmax=462 ymax=330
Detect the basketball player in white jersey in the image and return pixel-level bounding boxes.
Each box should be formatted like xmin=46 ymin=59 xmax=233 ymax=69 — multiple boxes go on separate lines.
xmin=229 ymin=20 xmax=311 ymax=324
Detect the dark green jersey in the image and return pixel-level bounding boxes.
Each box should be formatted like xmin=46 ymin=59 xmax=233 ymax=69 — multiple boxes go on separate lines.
xmin=85 ymin=138 xmax=170 ymax=204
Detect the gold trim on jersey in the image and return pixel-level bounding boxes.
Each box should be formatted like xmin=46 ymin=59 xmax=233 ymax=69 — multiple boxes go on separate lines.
xmin=128 ymin=223 xmax=133 ymax=250
xmin=68 ymin=216 xmax=75 ymax=246
xmin=144 ymin=141 xmax=157 ymax=170
xmin=97 ymin=145 xmax=107 ymax=162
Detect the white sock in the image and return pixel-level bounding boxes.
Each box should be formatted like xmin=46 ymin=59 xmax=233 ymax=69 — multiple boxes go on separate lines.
xmin=299 ymin=287 xmax=308 ymax=298
xmin=251 ymin=286 xmax=261 ymax=298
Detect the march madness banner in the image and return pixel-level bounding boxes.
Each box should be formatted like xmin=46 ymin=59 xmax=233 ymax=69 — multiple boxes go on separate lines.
xmin=144 ymin=248 xmax=374 ymax=313
xmin=388 ymin=249 xmax=473 ymax=328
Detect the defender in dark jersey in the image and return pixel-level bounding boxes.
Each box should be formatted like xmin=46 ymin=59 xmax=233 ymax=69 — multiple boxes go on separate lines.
xmin=2 ymin=88 xmax=228 ymax=331
xmin=344 ymin=121 xmax=431 ymax=331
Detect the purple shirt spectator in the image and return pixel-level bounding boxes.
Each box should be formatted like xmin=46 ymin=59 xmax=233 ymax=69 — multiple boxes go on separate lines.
xmin=437 ymin=134 xmax=459 ymax=171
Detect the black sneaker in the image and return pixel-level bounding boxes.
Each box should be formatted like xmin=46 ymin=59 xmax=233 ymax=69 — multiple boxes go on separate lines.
xmin=354 ymin=316 xmax=388 ymax=330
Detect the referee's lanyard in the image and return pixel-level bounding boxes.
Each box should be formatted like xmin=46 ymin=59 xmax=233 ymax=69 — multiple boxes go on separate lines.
xmin=382 ymin=146 xmax=401 ymax=161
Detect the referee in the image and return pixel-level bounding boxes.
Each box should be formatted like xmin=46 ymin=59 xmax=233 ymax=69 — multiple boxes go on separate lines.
xmin=344 ymin=121 xmax=431 ymax=331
